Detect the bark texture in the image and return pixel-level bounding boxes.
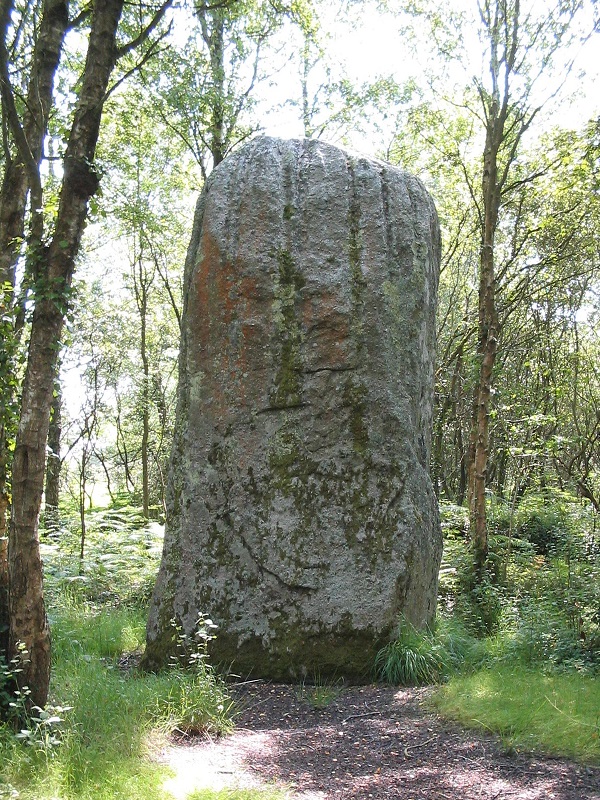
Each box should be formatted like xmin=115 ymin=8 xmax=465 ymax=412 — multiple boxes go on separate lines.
xmin=144 ymin=137 xmax=441 ymax=681
xmin=44 ymin=383 xmax=62 ymax=530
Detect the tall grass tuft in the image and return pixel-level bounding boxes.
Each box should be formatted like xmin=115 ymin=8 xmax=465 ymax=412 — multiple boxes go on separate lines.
xmin=375 ymin=619 xmax=449 ymax=685
xmin=374 ymin=616 xmax=489 ymax=686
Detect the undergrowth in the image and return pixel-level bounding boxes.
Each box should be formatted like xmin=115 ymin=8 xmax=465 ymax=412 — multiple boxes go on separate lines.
xmin=0 ymin=504 xmax=241 ymax=800
xmin=2 ymin=490 xmax=599 ymax=798
xmin=376 ymin=492 xmax=600 ymax=763
xmin=0 ymin=593 xmax=235 ymax=799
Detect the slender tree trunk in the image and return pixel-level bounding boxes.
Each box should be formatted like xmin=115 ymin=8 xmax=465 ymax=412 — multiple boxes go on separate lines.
xmin=0 ymin=0 xmax=70 ymax=649
xmin=0 ymin=535 xmax=7 ymax=657
xmin=79 ymin=450 xmax=87 ymax=565
xmin=198 ymin=7 xmax=226 ymax=168
xmin=301 ymin=38 xmax=312 ymax=138
xmin=468 ymin=105 xmax=501 ymax=575
xmin=8 ymin=0 xmax=125 ymax=708
xmin=140 ymin=264 xmax=150 ymax=518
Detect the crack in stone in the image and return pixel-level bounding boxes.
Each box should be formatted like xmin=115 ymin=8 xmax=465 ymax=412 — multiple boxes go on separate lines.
xmin=302 ymin=365 xmax=356 ymax=375
xmin=255 ymin=402 xmax=310 ymax=415
xmin=237 ymin=531 xmax=315 ymax=594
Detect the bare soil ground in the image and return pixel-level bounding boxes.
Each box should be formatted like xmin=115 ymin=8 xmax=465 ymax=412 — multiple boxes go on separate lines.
xmin=158 ymin=681 xmax=600 ymax=800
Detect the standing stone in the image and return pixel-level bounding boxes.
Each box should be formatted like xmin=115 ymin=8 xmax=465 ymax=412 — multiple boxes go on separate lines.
xmin=144 ymin=137 xmax=442 ymax=680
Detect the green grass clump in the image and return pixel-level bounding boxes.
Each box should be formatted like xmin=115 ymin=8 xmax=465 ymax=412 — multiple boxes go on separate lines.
xmin=375 ymin=620 xmax=448 ymax=685
xmin=374 ymin=617 xmax=487 ymax=686
xmin=297 ymin=675 xmax=344 ymax=708
xmin=432 ymin=665 xmax=600 ymax=763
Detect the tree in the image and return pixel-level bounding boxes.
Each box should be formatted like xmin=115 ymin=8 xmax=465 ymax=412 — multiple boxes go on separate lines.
xmin=0 ymin=0 xmax=172 ymax=710
xmin=90 ymin=82 xmax=193 ymax=514
xmin=399 ymin=0 xmax=597 ymax=576
xmin=151 ymin=0 xmax=285 ymax=177
xmin=0 ymin=0 xmax=71 ymax=671
xmin=465 ymin=0 xmax=598 ymax=573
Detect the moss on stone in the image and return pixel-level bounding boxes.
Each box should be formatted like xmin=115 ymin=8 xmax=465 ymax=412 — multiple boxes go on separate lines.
xmin=276 ymin=248 xmax=305 ymax=291
xmin=207 ymin=618 xmax=394 ymax=683
xmin=268 ymin=428 xmax=301 ymax=479
xmin=270 ymin=250 xmax=305 ymax=407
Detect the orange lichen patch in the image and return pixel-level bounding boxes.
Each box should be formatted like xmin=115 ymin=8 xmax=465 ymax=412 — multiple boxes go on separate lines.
xmin=189 ymin=231 xmax=239 ymax=416
xmin=190 ymin=232 xmax=276 ymax=414
xmin=192 ymin=231 xmax=229 ymax=350
xmin=302 ymin=291 xmax=352 ymax=369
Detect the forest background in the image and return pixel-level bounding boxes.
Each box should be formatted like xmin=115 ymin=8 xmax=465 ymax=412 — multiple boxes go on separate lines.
xmin=0 ymin=0 xmax=599 ymax=796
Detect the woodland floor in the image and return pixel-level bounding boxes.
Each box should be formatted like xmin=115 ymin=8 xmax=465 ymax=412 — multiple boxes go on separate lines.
xmin=157 ymin=681 xmax=600 ymax=800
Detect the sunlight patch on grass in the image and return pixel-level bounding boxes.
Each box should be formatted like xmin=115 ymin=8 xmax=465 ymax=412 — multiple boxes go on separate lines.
xmin=431 ymin=666 xmax=600 ymax=763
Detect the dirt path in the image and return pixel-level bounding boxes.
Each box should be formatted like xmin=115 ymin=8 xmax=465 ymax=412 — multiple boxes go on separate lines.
xmin=158 ymin=682 xmax=600 ymax=800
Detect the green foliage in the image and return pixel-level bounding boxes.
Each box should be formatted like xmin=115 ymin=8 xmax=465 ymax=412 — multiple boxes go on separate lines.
xmin=0 ymin=651 xmax=21 ymax=719
xmin=454 ymin=562 xmax=504 ymax=637
xmin=13 ymin=704 xmax=72 ymax=754
xmin=42 ymin=503 xmax=164 ymax=607
xmin=439 ymin=502 xmax=469 ymax=539
xmin=513 ymin=492 xmax=579 ymax=557
xmin=438 ymin=493 xmax=600 ymax=644
xmin=380 ymin=492 xmax=599 ymax=767
xmin=426 ymin=493 xmax=600 ymax=762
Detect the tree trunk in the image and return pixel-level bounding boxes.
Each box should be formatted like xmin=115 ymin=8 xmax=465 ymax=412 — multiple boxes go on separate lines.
xmin=9 ymin=296 xmax=60 ymax=705
xmin=198 ymin=6 xmax=226 ymax=168
xmin=79 ymin=449 xmax=88 ymax=565
xmin=468 ymin=104 xmax=501 ymax=575
xmin=0 ymin=535 xmax=7 ymax=657
xmin=0 ymin=0 xmax=70 ymax=646
xmin=301 ymin=38 xmax=312 ymax=138
xmin=140 ymin=264 xmax=150 ymax=518
xmin=8 ymin=0 xmax=126 ymax=708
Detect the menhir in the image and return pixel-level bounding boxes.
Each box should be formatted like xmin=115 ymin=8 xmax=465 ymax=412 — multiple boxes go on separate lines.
xmin=143 ymin=136 xmax=442 ymax=681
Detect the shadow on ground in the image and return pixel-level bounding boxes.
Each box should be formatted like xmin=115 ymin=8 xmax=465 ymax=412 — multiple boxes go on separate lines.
xmin=159 ymin=683 xmax=600 ymax=800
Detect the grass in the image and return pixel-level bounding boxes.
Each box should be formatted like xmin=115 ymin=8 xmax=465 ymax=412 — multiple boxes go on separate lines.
xmin=431 ymin=665 xmax=600 ymax=763
xmin=0 ymin=593 xmax=236 ymax=800
xmin=296 ymin=675 xmax=344 ymax=708
xmin=374 ymin=616 xmax=488 ymax=686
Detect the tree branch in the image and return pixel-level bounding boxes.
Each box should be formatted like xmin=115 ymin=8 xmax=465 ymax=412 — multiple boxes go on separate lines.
xmin=116 ymin=0 xmax=173 ymax=59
